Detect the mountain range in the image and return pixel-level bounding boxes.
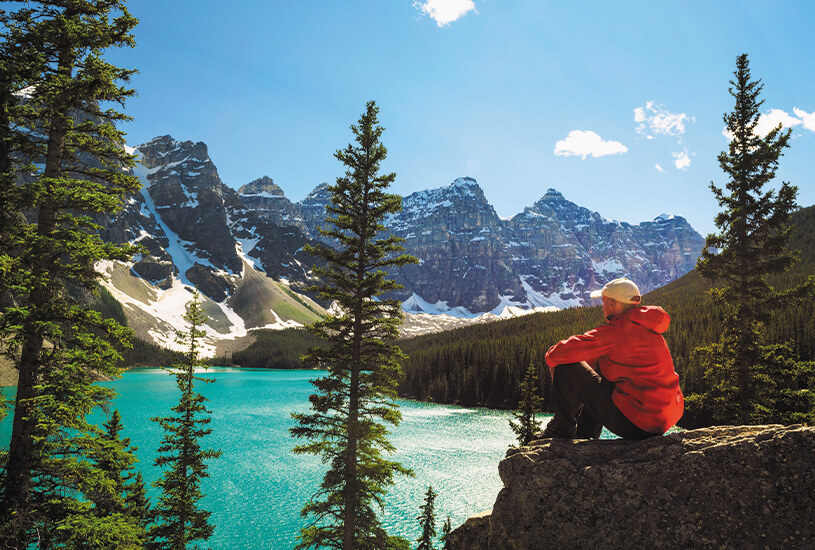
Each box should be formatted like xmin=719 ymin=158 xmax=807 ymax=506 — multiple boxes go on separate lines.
xmin=99 ymin=135 xmax=704 ymax=353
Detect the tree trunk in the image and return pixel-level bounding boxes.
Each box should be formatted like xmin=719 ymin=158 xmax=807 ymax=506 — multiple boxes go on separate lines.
xmin=0 ymin=136 xmax=64 ymax=545
xmin=0 ymin=48 xmax=70 ymax=546
xmin=343 ymin=183 xmax=371 ymax=550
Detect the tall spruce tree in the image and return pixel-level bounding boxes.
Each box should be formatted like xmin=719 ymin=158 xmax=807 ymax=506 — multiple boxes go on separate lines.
xmin=416 ymin=486 xmax=438 ymax=550
xmin=149 ymin=292 xmax=221 ymax=550
xmin=509 ymin=362 xmax=543 ymax=446
xmin=691 ymin=53 xmax=815 ymax=426
xmin=290 ymin=100 xmax=417 ymax=550
xmin=0 ymin=1 xmax=141 ymax=547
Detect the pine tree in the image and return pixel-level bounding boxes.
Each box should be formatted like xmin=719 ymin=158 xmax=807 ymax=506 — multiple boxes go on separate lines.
xmin=691 ymin=53 xmax=815 ymax=425
xmin=416 ymin=486 xmax=438 ymax=550
xmin=149 ymin=292 xmax=221 ymax=549
xmin=0 ymin=1 xmax=140 ymax=547
xmin=440 ymin=516 xmax=452 ymax=548
xmin=126 ymin=472 xmax=155 ymax=545
xmin=509 ymin=362 xmax=544 ymax=445
xmin=93 ymin=410 xmax=140 ymax=517
xmin=92 ymin=409 xmax=154 ymax=545
xmin=290 ymin=100 xmax=417 ymax=550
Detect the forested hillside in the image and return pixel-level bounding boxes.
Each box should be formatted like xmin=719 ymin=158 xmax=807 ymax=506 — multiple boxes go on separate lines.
xmin=218 ymin=328 xmax=321 ymax=369
xmin=398 ymin=206 xmax=815 ymax=414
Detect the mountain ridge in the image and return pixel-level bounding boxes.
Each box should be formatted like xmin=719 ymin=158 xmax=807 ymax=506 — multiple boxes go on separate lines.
xmin=98 ymin=134 xmax=704 ymax=351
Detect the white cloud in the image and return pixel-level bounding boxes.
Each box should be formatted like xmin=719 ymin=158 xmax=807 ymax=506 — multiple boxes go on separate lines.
xmin=793 ymin=108 xmax=815 ymax=131
xmin=655 ymin=163 xmax=664 ymax=173
xmin=635 ymin=101 xmax=693 ymax=138
xmin=723 ymin=107 xmax=815 ymax=140
xmin=554 ymin=130 xmax=628 ymax=159
xmin=415 ymin=0 xmax=476 ymax=27
xmin=755 ymin=108 xmax=801 ymax=137
xmin=673 ymin=150 xmax=691 ymax=170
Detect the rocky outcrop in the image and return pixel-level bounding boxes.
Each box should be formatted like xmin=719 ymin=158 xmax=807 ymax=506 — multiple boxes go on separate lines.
xmin=447 ymin=425 xmax=815 ymax=549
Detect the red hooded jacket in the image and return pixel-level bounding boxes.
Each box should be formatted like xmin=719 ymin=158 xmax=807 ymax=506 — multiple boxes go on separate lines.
xmin=544 ymin=306 xmax=684 ymax=434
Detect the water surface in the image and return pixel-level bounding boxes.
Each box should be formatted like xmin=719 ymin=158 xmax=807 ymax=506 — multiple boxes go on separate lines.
xmin=2 ymin=368 xmax=549 ymax=548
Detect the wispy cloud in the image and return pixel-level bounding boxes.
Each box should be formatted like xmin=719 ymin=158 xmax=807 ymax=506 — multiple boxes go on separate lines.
xmin=723 ymin=107 xmax=815 ymax=140
xmin=634 ymin=101 xmax=693 ymax=139
xmin=554 ymin=130 xmax=628 ymax=159
xmin=414 ymin=0 xmax=476 ymax=27
xmin=673 ymin=150 xmax=691 ymax=170
xmin=755 ymin=108 xmax=802 ymax=137
xmin=655 ymin=163 xmax=665 ymax=173
xmin=793 ymin=108 xmax=815 ymax=131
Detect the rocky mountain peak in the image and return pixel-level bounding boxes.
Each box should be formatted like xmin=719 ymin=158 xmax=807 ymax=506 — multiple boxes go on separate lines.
xmin=238 ymin=176 xmax=285 ymax=197
xmin=450 ymin=176 xmax=479 ymax=189
xmin=136 ymin=135 xmax=210 ymax=172
xmin=531 ymin=188 xmax=588 ymax=217
xmin=404 ymin=177 xmax=492 ymax=210
xmin=445 ymin=176 xmax=488 ymax=200
xmin=301 ymin=183 xmax=330 ymax=204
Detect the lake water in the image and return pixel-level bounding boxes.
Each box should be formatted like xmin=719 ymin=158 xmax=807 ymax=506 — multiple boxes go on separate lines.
xmin=2 ymin=368 xmax=564 ymax=548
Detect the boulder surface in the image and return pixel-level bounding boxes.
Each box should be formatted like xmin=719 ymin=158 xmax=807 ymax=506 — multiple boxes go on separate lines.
xmin=447 ymin=425 xmax=815 ymax=549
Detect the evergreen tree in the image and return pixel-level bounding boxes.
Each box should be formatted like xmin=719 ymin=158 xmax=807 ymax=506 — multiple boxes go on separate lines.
xmin=416 ymin=486 xmax=438 ymax=550
xmin=692 ymin=53 xmax=815 ymax=425
xmin=509 ymin=362 xmax=544 ymax=446
xmin=93 ymin=410 xmax=139 ymax=516
xmin=149 ymin=293 xmax=221 ymax=550
xmin=440 ymin=516 xmax=452 ymax=548
xmin=0 ymin=1 xmax=140 ymax=547
xmin=92 ymin=409 xmax=154 ymax=545
xmin=126 ymin=471 xmax=155 ymax=545
xmin=290 ymin=100 xmax=417 ymax=550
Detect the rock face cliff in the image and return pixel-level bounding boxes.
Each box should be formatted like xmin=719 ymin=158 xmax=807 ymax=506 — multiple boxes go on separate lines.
xmin=447 ymin=425 xmax=815 ymax=549
xmin=99 ymin=136 xmax=327 ymax=355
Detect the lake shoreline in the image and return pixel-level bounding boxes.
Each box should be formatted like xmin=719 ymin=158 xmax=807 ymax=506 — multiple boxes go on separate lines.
xmin=123 ymin=365 xmax=526 ymax=412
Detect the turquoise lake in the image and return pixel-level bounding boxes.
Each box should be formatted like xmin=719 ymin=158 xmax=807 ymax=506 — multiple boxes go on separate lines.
xmin=1 ymin=368 xmax=565 ymax=549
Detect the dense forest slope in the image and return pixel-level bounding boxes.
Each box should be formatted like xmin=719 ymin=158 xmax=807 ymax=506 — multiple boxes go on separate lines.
xmin=397 ymin=205 xmax=815 ymax=413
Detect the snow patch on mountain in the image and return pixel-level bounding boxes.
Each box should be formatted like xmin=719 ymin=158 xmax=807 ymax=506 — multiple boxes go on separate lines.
xmin=133 ymin=162 xmax=216 ymax=283
xmin=519 ymin=276 xmax=584 ymax=309
xmin=98 ymin=259 xmax=305 ymax=357
xmin=400 ymin=301 xmax=559 ymax=337
xmin=591 ymin=258 xmax=624 ymax=274
xmin=402 ymin=293 xmax=481 ymax=319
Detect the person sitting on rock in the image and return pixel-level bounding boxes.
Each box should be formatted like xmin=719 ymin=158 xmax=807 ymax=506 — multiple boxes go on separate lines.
xmin=541 ymin=277 xmax=684 ymax=440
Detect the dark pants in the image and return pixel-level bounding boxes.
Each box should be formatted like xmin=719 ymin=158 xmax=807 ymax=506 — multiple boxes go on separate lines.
xmin=544 ymin=362 xmax=654 ymax=440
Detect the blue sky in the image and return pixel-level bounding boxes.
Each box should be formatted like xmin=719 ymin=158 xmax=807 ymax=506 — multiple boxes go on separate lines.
xmin=110 ymin=1 xmax=815 ymax=236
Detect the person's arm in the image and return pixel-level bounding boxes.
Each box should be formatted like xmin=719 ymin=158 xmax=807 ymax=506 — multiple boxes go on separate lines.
xmin=545 ymin=324 xmax=617 ymax=368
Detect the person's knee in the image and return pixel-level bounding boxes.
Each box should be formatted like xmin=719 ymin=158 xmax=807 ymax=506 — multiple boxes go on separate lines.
xmin=553 ymin=362 xmax=598 ymax=383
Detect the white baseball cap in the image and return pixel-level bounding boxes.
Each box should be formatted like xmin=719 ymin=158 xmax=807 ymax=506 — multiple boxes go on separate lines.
xmin=589 ymin=277 xmax=641 ymax=304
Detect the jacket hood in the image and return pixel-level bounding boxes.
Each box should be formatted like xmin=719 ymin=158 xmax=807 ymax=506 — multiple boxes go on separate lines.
xmin=619 ymin=305 xmax=671 ymax=334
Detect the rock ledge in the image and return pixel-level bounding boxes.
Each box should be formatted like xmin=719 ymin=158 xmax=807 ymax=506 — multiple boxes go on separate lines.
xmin=447 ymin=425 xmax=815 ymax=549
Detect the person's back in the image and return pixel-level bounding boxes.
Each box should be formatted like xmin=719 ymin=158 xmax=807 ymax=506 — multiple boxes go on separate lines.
xmin=542 ymin=278 xmax=684 ymax=439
